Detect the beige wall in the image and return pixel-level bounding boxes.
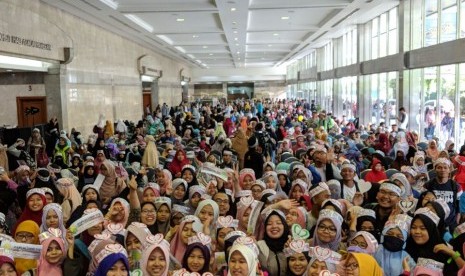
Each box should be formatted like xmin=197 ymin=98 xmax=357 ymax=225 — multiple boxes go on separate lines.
xmin=0 ymin=84 xmax=46 ymax=127
xmin=1 ymin=0 xmax=191 ymax=137
xmin=254 ymin=81 xmax=286 ymax=99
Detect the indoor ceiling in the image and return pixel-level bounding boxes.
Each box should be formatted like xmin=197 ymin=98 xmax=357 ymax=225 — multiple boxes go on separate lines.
xmin=40 ymin=0 xmax=398 ymax=69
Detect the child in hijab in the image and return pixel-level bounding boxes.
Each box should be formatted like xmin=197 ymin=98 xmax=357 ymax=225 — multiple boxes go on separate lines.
xmin=171 ymin=179 xmax=188 ymax=205
xmin=283 ymin=239 xmax=310 ymax=276
xmin=93 ymin=243 xmax=129 ymax=276
xmin=337 ymin=252 xmax=383 ymax=276
xmin=0 ymin=249 xmax=17 ymax=276
xmin=153 ymin=197 xmax=172 ymax=237
xmin=37 ymin=228 xmax=66 ymax=276
xmin=306 ymin=246 xmax=341 ymax=275
xmin=13 ymin=188 xmax=46 ymax=234
xmin=194 ymin=199 xmax=219 ymax=237
xmin=40 ymin=203 xmax=66 ymax=242
xmin=348 ymin=231 xmax=378 ymax=256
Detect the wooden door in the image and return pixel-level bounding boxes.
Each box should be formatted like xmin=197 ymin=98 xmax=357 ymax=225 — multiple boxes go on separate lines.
xmin=143 ymin=93 xmax=152 ymax=115
xmin=16 ymin=97 xmax=47 ymax=127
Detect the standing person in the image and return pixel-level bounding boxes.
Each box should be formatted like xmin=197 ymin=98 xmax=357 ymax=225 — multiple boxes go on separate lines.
xmin=397 ymin=107 xmax=408 ymax=132
xmin=244 ymin=137 xmax=264 ymax=179
xmin=424 ymin=158 xmax=461 ymax=231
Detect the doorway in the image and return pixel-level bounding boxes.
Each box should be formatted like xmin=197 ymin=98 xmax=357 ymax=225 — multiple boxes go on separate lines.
xmin=143 ymin=93 xmax=152 ymax=115
xmin=16 ymin=96 xmax=47 ymax=127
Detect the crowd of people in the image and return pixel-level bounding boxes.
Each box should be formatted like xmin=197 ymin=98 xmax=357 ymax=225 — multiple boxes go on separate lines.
xmin=0 ymin=98 xmax=465 ymax=276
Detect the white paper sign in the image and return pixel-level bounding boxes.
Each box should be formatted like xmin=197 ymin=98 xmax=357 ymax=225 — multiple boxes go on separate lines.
xmin=93 ymin=174 xmax=105 ymax=191
xmin=1 ymin=242 xmax=42 ymax=259
xmin=69 ymin=210 xmax=104 ymax=235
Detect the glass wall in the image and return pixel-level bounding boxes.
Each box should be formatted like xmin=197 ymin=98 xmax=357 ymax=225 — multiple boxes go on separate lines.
xmin=369 ymin=72 xmax=398 ymax=125
xmin=363 ymin=7 xmax=399 ymax=61
xmin=339 ymin=76 xmax=358 ymax=118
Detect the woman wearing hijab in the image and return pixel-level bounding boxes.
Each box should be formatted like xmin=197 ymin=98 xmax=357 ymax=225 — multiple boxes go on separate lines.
xmin=228 ymin=238 xmax=266 ymax=276
xmin=374 ymin=221 xmax=416 ymax=276
xmin=99 ymin=160 xmax=127 ymax=205
xmin=406 ymin=207 xmax=462 ymax=274
xmin=77 ymin=160 xmax=97 ymax=191
xmin=337 ymin=252 xmax=383 ymax=276
xmin=374 ymin=133 xmax=392 ymax=156
xmin=310 ymin=209 xmax=345 ymax=251
xmin=426 ymin=139 xmax=440 ymax=162
xmin=40 ymin=203 xmax=66 ymax=242
xmin=155 ymin=169 xmax=173 ymax=196
xmin=306 ymin=246 xmax=341 ymax=275
xmin=182 ymin=233 xmax=211 ymax=274
xmin=171 ymin=179 xmax=188 ymax=206
xmin=37 ymin=228 xmax=66 ymax=276
xmin=66 ymin=185 xmax=102 ymax=227
xmin=141 ymin=234 xmax=170 ymax=276
xmin=364 ymin=158 xmax=388 ymax=183
xmin=257 ymin=210 xmax=290 ymax=276
xmin=13 ymin=188 xmax=46 ymax=234
xmin=194 ymin=199 xmax=219 ymax=237
xmin=170 ymin=215 xmax=203 ymax=263
xmin=181 ymin=165 xmax=198 ymax=190
xmin=283 ymin=239 xmax=310 ymax=276
xmin=105 ymin=198 xmax=130 ymax=228
xmin=142 ymin=135 xmax=159 ymax=169
xmin=168 ymin=150 xmax=190 ymax=178
xmin=93 ymin=243 xmax=130 ymax=276
xmin=153 ymin=197 xmax=172 ymax=237
xmin=55 ymin=178 xmax=82 ymax=224
xmin=13 ymin=220 xmax=40 ymax=275
xmin=277 ymin=170 xmax=291 ymax=195
xmin=231 ymin=128 xmax=248 ymax=169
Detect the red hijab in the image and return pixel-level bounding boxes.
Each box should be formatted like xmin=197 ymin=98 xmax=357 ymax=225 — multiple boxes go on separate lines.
xmin=364 ymin=158 xmax=388 ymax=183
xmin=374 ymin=133 xmax=391 ymax=155
xmin=168 ymin=150 xmax=190 ymax=177
xmin=13 ymin=191 xmax=46 ymax=235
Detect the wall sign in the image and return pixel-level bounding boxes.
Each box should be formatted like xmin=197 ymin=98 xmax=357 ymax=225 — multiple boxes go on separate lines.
xmin=0 ymin=32 xmax=51 ymax=51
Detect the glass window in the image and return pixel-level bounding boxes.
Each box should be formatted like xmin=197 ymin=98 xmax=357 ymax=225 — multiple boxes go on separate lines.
xmin=459 ymin=64 xmax=465 ymax=147
xmin=371 ymin=74 xmax=381 ymax=124
xmin=389 ymin=8 xmax=397 ymax=30
xmin=388 ymin=29 xmax=398 ymax=55
xmin=438 ymin=65 xmax=456 ymax=147
xmin=425 ymin=0 xmax=438 ymax=46
xmin=440 ymin=2 xmax=457 ymax=42
xmin=380 ymin=33 xmax=387 ymax=57
xmin=461 ymin=0 xmax=465 ymax=38
xmin=423 ymin=67 xmax=438 ymax=139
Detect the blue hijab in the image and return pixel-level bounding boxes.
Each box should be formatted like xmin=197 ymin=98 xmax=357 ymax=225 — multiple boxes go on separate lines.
xmin=94 ymin=253 xmax=130 ymax=276
xmin=374 ymin=224 xmax=416 ymax=276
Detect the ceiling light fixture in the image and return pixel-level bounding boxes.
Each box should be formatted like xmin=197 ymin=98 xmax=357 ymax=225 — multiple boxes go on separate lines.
xmin=209 ymin=53 xmax=213 ymax=56
xmin=99 ymin=0 xmax=118 ymax=10
xmin=202 ymin=46 xmax=208 ymax=49
xmin=157 ymin=35 xmax=173 ymax=45
xmin=236 ymin=51 xmax=240 ymax=54
xmin=234 ymin=37 xmax=238 ymax=40
xmin=273 ymin=33 xmax=279 ymax=36
xmin=192 ymin=35 xmax=199 ymax=38
xmin=232 ymin=21 xmax=237 ymax=25
xmin=187 ymin=54 xmax=196 ymax=59
xmin=6 ymin=69 xmax=13 ymax=72
xmin=231 ymin=8 xmax=236 ymax=11
xmin=176 ymin=18 xmax=185 ymax=22
xmin=124 ymin=14 xmax=154 ymax=32
xmin=281 ymin=16 xmax=290 ymax=20
xmin=235 ymin=43 xmax=239 ymax=46
xmin=233 ymin=30 xmax=238 ymax=34
xmin=175 ymin=46 xmax=186 ymax=53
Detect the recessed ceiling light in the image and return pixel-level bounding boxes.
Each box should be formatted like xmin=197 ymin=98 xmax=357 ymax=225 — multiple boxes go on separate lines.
xmin=176 ymin=18 xmax=185 ymax=22
xmin=192 ymin=35 xmax=199 ymax=38
xmin=281 ymin=16 xmax=290 ymax=20
xmin=236 ymin=51 xmax=240 ymax=54
xmin=202 ymin=46 xmax=208 ymax=48
xmin=6 ymin=69 xmax=12 ymax=72
xmin=232 ymin=21 xmax=237 ymax=25
xmin=235 ymin=43 xmax=239 ymax=46
xmin=233 ymin=30 xmax=238 ymax=34
xmin=234 ymin=37 xmax=238 ymax=40
xmin=273 ymin=33 xmax=279 ymax=36
xmin=230 ymin=7 xmax=236 ymax=11
xmin=238 ymin=58 xmax=241 ymax=60
xmin=268 ymin=44 xmax=272 ymax=47
xmin=209 ymin=53 xmax=213 ymax=55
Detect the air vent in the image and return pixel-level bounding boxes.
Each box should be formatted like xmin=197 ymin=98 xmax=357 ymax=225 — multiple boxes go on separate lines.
xmin=311 ymin=31 xmax=328 ymax=42
xmin=331 ymin=8 xmax=360 ymax=28
xmin=109 ymin=16 xmax=141 ymax=33
xmin=80 ymin=0 xmax=102 ymax=11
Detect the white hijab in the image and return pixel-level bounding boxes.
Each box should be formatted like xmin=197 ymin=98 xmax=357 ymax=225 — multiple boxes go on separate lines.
xmin=227 ymin=244 xmax=257 ymax=276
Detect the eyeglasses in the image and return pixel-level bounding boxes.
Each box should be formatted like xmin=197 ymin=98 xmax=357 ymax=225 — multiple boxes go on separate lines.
xmin=317 ymin=224 xmax=337 ymax=234
xmin=349 ymin=239 xmax=368 ymax=249
xmin=378 ymin=190 xmax=399 ymax=198
xmin=214 ymin=198 xmax=229 ymax=205
xmin=141 ymin=209 xmax=156 ymax=214
xmin=345 ymin=262 xmax=359 ymax=270
xmin=16 ymin=233 xmax=34 ymax=240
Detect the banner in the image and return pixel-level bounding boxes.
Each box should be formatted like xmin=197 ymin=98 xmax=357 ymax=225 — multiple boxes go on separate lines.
xmin=69 ymin=210 xmax=104 ymax=235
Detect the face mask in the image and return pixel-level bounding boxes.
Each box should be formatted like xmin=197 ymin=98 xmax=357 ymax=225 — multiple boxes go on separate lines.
xmin=383 ymin=235 xmax=404 ymax=252
xmin=347 ymin=246 xmax=369 ymax=254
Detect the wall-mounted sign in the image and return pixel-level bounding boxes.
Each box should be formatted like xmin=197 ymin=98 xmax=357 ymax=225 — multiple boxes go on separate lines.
xmin=0 ymin=32 xmax=51 ymax=51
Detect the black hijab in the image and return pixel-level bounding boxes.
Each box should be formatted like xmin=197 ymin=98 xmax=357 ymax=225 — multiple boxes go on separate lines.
xmin=263 ymin=211 xmax=290 ymax=253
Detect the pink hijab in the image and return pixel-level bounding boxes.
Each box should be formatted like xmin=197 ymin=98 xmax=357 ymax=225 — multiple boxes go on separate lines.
xmin=141 ymin=234 xmax=170 ymax=276
xmin=99 ymin=160 xmax=126 ymax=204
xmin=169 ymin=216 xmax=202 ymax=263
xmin=37 ymin=229 xmax=66 ymax=276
